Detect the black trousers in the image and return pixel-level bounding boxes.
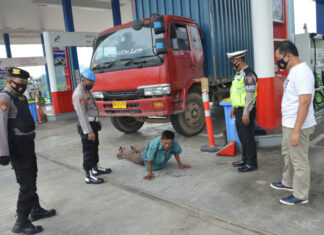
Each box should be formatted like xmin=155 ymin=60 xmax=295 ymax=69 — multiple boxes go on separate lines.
xmin=77 ymin=122 xmax=100 ymax=171
xmin=10 ymin=135 xmax=39 ymax=221
xmin=234 ymin=107 xmax=258 ymax=167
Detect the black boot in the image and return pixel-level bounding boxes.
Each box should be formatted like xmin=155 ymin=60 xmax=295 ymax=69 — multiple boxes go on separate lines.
xmin=91 ymin=164 xmax=111 ymax=176
xmin=30 ymin=199 xmax=56 ymax=222
xmin=85 ymin=170 xmax=104 ymax=184
xmin=12 ymin=212 xmax=43 ymax=234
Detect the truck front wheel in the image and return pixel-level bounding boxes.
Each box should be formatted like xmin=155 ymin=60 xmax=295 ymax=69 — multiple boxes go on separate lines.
xmin=111 ymin=117 xmax=144 ymax=133
xmin=171 ymin=92 xmax=205 ymax=137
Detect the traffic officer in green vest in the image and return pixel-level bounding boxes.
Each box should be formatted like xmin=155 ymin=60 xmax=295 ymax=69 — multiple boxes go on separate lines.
xmin=227 ymin=50 xmax=258 ymax=172
xmin=0 ymin=67 xmax=56 ymax=234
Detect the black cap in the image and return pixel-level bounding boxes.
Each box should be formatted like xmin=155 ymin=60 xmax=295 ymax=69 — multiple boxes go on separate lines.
xmin=7 ymin=67 xmax=30 ymax=80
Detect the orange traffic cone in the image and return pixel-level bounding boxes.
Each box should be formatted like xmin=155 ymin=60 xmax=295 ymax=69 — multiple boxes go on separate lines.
xmin=216 ymin=140 xmax=236 ymax=156
xmin=216 ymin=120 xmax=237 ymax=157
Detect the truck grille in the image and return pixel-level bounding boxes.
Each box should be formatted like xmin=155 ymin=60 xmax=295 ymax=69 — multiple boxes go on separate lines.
xmin=102 ymin=90 xmax=144 ymax=100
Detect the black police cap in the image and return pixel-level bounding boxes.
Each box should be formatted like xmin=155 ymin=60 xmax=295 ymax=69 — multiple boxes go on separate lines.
xmin=7 ymin=67 xmax=30 ymax=80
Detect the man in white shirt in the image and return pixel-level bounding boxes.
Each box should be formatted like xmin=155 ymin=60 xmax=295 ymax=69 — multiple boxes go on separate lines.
xmin=271 ymin=40 xmax=316 ymax=205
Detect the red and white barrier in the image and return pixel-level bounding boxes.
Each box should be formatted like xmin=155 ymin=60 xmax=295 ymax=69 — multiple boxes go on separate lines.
xmin=35 ymin=95 xmax=43 ymax=123
xmin=202 ymin=92 xmax=215 ymax=147
xmin=200 ymin=79 xmax=221 ymax=152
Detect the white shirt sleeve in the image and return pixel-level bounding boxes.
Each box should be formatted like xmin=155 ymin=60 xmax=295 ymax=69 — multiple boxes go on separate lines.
xmin=294 ymin=65 xmax=314 ymax=95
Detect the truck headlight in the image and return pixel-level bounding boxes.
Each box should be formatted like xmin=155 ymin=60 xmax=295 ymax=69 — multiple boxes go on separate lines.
xmin=92 ymin=92 xmax=104 ymax=99
xmin=140 ymin=84 xmax=171 ymax=96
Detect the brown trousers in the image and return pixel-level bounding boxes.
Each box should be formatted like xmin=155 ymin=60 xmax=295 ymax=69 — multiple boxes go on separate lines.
xmin=281 ymin=126 xmax=315 ymax=200
xmin=120 ymin=145 xmax=145 ymax=165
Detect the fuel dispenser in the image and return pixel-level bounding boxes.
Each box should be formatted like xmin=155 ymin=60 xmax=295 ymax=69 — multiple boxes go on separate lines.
xmin=296 ymin=33 xmax=324 ymax=112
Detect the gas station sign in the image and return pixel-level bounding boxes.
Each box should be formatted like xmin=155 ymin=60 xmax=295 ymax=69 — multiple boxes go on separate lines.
xmin=0 ymin=57 xmax=46 ymax=68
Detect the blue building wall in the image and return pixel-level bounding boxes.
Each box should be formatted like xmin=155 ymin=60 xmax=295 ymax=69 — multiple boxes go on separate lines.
xmin=132 ymin=0 xmax=254 ymax=84
xmin=316 ymin=1 xmax=324 ymax=35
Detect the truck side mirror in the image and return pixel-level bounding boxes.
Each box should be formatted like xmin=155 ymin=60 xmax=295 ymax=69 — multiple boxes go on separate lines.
xmin=155 ymin=38 xmax=168 ymax=55
xmin=153 ymin=16 xmax=166 ymax=34
xmin=199 ymin=28 xmax=205 ymax=40
xmin=132 ymin=20 xmax=143 ymax=31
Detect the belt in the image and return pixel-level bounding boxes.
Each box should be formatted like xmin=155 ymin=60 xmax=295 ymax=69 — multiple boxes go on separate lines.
xmin=88 ymin=116 xmax=98 ymax=122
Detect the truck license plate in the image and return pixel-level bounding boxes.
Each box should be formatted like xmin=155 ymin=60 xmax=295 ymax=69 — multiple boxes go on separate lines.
xmin=112 ymin=101 xmax=127 ymax=109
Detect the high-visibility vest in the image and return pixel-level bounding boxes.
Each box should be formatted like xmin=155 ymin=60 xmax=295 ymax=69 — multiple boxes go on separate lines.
xmin=230 ymin=72 xmax=257 ymax=107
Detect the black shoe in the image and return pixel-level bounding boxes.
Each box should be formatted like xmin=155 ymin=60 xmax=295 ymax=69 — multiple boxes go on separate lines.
xmin=232 ymin=160 xmax=245 ymax=167
xmin=85 ymin=170 xmax=104 ymax=184
xmin=11 ymin=220 xmax=43 ymax=234
xmin=30 ymin=208 xmax=56 ymax=222
xmin=237 ymin=165 xmax=258 ymax=173
xmin=92 ymin=165 xmax=112 ymax=176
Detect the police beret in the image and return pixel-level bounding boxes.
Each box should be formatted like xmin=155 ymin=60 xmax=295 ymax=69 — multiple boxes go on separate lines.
xmin=226 ymin=50 xmax=247 ymax=62
xmin=7 ymin=67 xmax=30 ymax=80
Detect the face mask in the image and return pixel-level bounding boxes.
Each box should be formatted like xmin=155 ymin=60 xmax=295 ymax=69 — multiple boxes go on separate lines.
xmin=232 ymin=62 xmax=239 ymax=71
xmin=11 ymin=81 xmax=27 ymax=95
xmin=277 ymin=55 xmax=288 ymax=70
xmin=84 ymin=84 xmax=94 ymax=91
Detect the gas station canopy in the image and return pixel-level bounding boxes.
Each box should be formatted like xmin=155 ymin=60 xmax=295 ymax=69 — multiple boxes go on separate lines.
xmin=0 ymin=0 xmax=133 ymax=44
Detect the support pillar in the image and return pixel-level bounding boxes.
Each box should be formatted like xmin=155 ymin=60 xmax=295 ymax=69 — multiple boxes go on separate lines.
xmin=62 ymin=0 xmax=79 ymax=89
xmin=3 ymin=33 xmax=12 ymax=58
xmin=112 ymin=0 xmax=122 ymax=26
xmin=251 ymin=0 xmax=276 ymax=129
xmin=41 ymin=34 xmax=52 ymax=102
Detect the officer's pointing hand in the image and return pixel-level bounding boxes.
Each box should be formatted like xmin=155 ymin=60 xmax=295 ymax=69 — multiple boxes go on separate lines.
xmin=88 ymin=132 xmax=96 ymax=142
xmin=242 ymin=115 xmax=250 ymax=126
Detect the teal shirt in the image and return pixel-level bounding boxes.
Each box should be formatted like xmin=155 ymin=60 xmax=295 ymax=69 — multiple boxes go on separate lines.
xmin=141 ymin=137 xmax=182 ymax=171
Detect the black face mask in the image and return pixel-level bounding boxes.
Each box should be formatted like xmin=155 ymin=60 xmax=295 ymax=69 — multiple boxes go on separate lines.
xmin=11 ymin=81 xmax=27 ymax=95
xmin=232 ymin=61 xmax=240 ymax=71
xmin=277 ymin=55 xmax=288 ymax=70
xmin=84 ymin=84 xmax=94 ymax=91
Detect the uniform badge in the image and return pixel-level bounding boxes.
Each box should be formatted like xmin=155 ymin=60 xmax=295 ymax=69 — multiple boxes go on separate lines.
xmin=13 ymin=68 xmax=21 ymax=75
xmin=80 ymin=98 xmax=84 ymax=104
xmin=18 ymin=96 xmax=26 ymax=101
xmin=0 ymin=100 xmax=8 ymax=112
xmin=246 ymin=75 xmax=254 ymax=84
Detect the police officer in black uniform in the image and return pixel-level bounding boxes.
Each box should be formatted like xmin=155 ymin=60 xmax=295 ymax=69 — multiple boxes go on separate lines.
xmin=72 ymin=69 xmax=111 ymax=184
xmin=0 ymin=67 xmax=56 ymax=234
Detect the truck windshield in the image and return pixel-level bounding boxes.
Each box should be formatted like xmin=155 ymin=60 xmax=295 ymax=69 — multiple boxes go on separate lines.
xmin=91 ymin=25 xmax=163 ymax=71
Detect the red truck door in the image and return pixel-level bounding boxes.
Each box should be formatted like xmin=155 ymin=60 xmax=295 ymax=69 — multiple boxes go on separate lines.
xmin=188 ymin=25 xmax=204 ymax=79
xmin=168 ymin=22 xmax=196 ymax=91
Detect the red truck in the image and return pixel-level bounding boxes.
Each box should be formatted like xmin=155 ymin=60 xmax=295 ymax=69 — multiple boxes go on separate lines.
xmin=90 ymin=12 xmax=253 ymax=136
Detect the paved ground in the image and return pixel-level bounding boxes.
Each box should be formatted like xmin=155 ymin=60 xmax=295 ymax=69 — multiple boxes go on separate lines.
xmin=1 ymin=110 xmax=324 ymax=235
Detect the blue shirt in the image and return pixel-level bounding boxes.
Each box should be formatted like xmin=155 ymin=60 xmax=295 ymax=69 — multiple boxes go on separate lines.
xmin=141 ymin=137 xmax=182 ymax=171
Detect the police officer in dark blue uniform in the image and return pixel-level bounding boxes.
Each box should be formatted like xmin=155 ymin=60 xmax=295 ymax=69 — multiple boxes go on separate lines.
xmin=227 ymin=50 xmax=258 ymax=172
xmin=0 ymin=67 xmax=56 ymax=234
xmin=72 ymin=69 xmax=111 ymax=184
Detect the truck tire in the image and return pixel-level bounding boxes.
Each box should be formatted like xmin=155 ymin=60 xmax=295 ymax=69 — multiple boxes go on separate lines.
xmin=171 ymin=92 xmax=205 ymax=136
xmin=111 ymin=117 xmax=144 ymax=133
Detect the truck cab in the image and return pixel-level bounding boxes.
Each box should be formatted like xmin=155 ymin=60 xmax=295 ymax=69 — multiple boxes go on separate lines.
xmin=90 ymin=15 xmax=205 ymax=136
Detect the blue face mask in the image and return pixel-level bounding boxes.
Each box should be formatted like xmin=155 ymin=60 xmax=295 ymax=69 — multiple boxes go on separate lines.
xmin=84 ymin=84 xmax=93 ymax=91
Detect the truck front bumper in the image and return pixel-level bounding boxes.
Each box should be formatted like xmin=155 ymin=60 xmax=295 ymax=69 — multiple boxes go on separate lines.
xmin=96 ymin=96 xmax=174 ymax=117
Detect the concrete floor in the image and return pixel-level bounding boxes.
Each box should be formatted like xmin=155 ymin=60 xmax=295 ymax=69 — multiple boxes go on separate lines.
xmin=1 ymin=111 xmax=324 ymax=235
